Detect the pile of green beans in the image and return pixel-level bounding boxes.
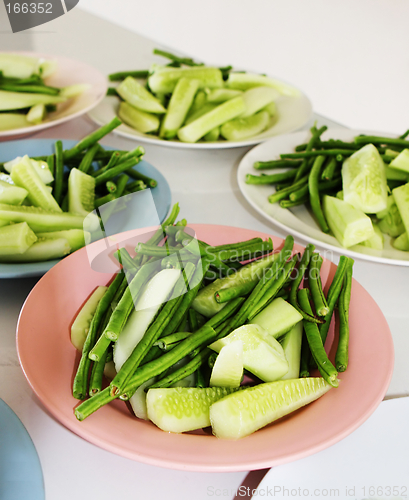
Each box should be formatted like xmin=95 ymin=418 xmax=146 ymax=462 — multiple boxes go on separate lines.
xmin=72 ymin=210 xmax=354 ymax=421
xmin=246 ymin=126 xmax=409 ymax=232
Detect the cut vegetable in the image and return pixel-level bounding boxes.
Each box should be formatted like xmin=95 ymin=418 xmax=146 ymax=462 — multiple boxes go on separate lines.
xmin=251 ymin=297 xmax=303 ymax=338
xmin=360 ymin=223 xmax=384 ymax=250
xmin=393 ymin=232 xmax=409 ymax=251
xmin=71 ymin=286 xmax=108 ymax=351
xmin=148 ymin=65 xmax=223 ymax=94
xmin=36 ymin=229 xmax=91 ymax=252
xmin=225 ymin=72 xmax=300 ymax=97
xmin=220 ymin=111 xmax=270 ymax=141
xmin=377 ymin=195 xmax=405 ymax=237
xmin=59 ymin=84 xmax=90 ymax=98
xmin=322 ymin=195 xmax=375 ymax=248
xmin=0 ymin=90 xmax=66 ymax=111
xmin=4 ymin=157 xmax=54 ymax=185
xmin=209 ymin=324 xmax=289 ymax=382
xmin=146 ymin=386 xmax=239 ymax=433
xmin=129 ymin=377 xmax=157 ymax=420
xmin=118 ymin=101 xmax=160 ymax=134
xmin=0 ymin=222 xmax=37 ymax=255
xmin=210 ymin=377 xmax=331 ymax=439
xmin=205 ymin=88 xmax=243 ymax=103
xmin=0 ymin=237 xmax=70 ymax=262
xmin=209 ymin=340 xmax=243 ymax=388
xmin=279 ymin=322 xmax=303 ymax=380
xmin=117 ymin=76 xmax=166 ymax=114
xmin=392 ymin=183 xmax=409 ymax=236
xmin=0 ymin=53 xmax=40 ymax=79
xmin=0 ymin=180 xmax=28 ymax=205
xmin=26 ymin=104 xmax=46 ymax=124
xmin=68 ymin=168 xmax=95 ymax=216
xmin=0 ymin=113 xmax=30 ymax=131
xmin=389 ymin=149 xmax=409 ymax=173
xmin=241 ymin=86 xmax=279 ymax=118
xmin=342 ymin=144 xmax=388 ymax=213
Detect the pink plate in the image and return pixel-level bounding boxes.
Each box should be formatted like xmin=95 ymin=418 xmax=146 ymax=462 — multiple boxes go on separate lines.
xmin=16 ymin=225 xmax=394 ymax=472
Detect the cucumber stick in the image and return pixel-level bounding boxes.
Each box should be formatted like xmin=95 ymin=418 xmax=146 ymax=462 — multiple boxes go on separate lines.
xmin=210 ymin=378 xmax=332 ymax=439
xmin=177 ymin=96 xmax=246 ymax=143
xmin=4 ymin=157 xmax=54 ymax=185
xmin=146 ymin=386 xmax=239 ymax=433
xmin=0 ymin=90 xmax=66 ymax=111
xmin=26 ymin=104 xmax=47 ymax=124
xmin=389 ymin=149 xmax=409 ymax=173
xmin=0 ymin=237 xmax=70 ymax=262
xmin=0 ymin=222 xmax=37 ymax=255
xmin=225 ymin=72 xmax=300 ymax=97
xmin=393 ymin=232 xmax=409 ymax=251
xmin=204 ymin=127 xmax=220 ymax=142
xmin=59 ymin=84 xmax=90 ymax=98
xmin=68 ymin=168 xmax=95 ymax=216
xmin=209 ymin=340 xmax=243 ymax=388
xmin=205 ymin=88 xmax=243 ymax=103
xmin=220 ymin=111 xmax=270 ymax=141
xmin=118 ymin=101 xmax=160 ymax=134
xmin=117 ymin=77 xmax=166 ymax=114
xmin=322 ymin=195 xmax=374 ymax=248
xmin=0 ymin=180 xmax=28 ymax=205
xmin=10 ymin=156 xmax=61 ymax=212
xmin=377 ymin=195 xmax=405 ymax=237
xmin=251 ymin=297 xmax=303 ymax=338
xmin=209 ymin=324 xmax=289 ymax=382
xmin=393 ymin=183 xmax=409 ymax=235
xmin=360 ymin=223 xmax=384 ymax=250
xmin=241 ymin=86 xmax=279 ymax=117
xmin=279 ymin=322 xmax=303 ymax=380
xmin=148 ymin=66 xmax=223 ymax=94
xmin=0 ymin=113 xmax=30 ymax=131
xmin=71 ymin=286 xmax=109 ymax=351
xmin=36 ymin=229 xmax=91 ymax=252
xmin=0 ymin=53 xmax=40 ymax=79
xmin=160 ymin=78 xmax=199 ymax=139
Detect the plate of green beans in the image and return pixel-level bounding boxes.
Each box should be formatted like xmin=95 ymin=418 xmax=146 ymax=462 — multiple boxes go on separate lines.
xmin=16 ymin=219 xmax=393 ymax=470
xmin=238 ymin=127 xmax=409 ymax=265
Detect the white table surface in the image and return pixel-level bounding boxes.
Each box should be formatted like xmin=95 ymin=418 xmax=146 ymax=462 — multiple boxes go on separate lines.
xmin=1 ymin=7 xmax=408 ymax=500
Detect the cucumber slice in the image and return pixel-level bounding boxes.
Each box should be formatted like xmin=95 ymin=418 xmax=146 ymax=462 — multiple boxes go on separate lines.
xmin=70 ymin=286 xmax=108 ymax=351
xmin=210 ymin=377 xmax=332 ymax=439
xmin=262 ymin=101 xmax=277 ymax=116
xmin=0 ymin=113 xmax=30 ymax=131
xmin=389 ymin=149 xmax=409 ymax=173
xmin=209 ymin=324 xmax=289 ymax=382
xmin=376 ymin=195 xmax=405 ymax=237
xmin=342 ymin=144 xmax=388 ymax=213
xmin=118 ymin=101 xmax=160 ymax=134
xmin=360 ymin=223 xmax=384 ymax=250
xmin=68 ymin=168 xmax=95 ymax=216
xmin=392 ymin=183 xmax=409 ymax=236
xmin=184 ymin=103 xmax=218 ymax=125
xmin=129 ymin=377 xmax=157 ymax=420
xmin=189 ymin=90 xmax=207 ymax=114
xmin=146 ymin=386 xmax=239 ymax=433
xmin=203 ymin=126 xmax=220 ymax=142
xmin=26 ymin=104 xmax=47 ymax=124
xmin=4 ymin=157 xmax=54 ymax=185
xmin=385 ymin=166 xmax=409 ymax=182
xmin=0 ymin=180 xmax=28 ymax=205
xmin=59 ymin=84 xmax=90 ymax=98
xmin=209 ymin=340 xmax=243 ymax=388
xmin=160 ymin=77 xmax=199 ymax=139
xmin=241 ymin=86 xmax=279 ymax=118
xmin=251 ymin=297 xmax=303 ymax=338
xmin=10 ymin=156 xmax=61 ymax=212
xmin=39 ymin=59 xmax=58 ymax=78
xmin=225 ymin=72 xmax=300 ymax=97
xmin=279 ymin=322 xmax=303 ymax=380
xmin=0 ymin=203 xmax=86 ymax=232
xmin=117 ymin=77 xmax=166 ymax=114
xmin=0 ymin=222 xmax=37 ymax=255
xmin=220 ymin=111 xmax=270 ymax=141
xmin=0 ymin=53 xmax=40 ymax=79
xmin=148 ymin=66 xmax=223 ymax=94
xmin=393 ymin=232 xmax=409 ymax=251
xmin=0 ymin=237 xmax=70 ymax=262
xmin=322 ymin=195 xmax=375 ymax=248
xmin=0 ymin=173 xmax=13 ymax=185
xmin=0 ymin=90 xmax=66 ymax=111
xmin=205 ymin=88 xmax=243 ymax=103
xmin=36 ymin=229 xmax=91 ymax=252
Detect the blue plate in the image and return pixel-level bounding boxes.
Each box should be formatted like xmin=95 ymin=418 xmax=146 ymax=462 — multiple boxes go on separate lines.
xmin=0 ymin=399 xmax=45 ymax=500
xmin=0 ymin=139 xmax=172 ymax=279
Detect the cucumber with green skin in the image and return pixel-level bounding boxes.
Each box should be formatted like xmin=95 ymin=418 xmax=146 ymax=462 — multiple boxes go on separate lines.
xmin=0 ymin=237 xmax=70 ymax=262
xmin=118 ymin=101 xmax=160 ymax=134
xmin=0 ymin=222 xmax=37 ymax=255
xmin=0 ymin=180 xmax=28 ymax=205
xmin=117 ymin=77 xmax=166 ymax=114
xmin=251 ymin=297 xmax=303 ymax=339
xmin=220 ymin=111 xmax=270 ymax=141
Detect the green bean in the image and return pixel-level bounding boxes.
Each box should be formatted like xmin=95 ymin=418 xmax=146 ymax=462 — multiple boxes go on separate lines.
xmin=293 ymin=125 xmax=327 ymax=182
xmin=398 ymin=129 xmax=409 ymax=140
xmin=94 ymin=157 xmax=141 ymax=186
xmin=279 ymin=197 xmax=308 ymax=208
xmin=308 ymin=155 xmax=329 ymax=233
xmin=88 ymin=331 xmax=111 ymax=362
xmin=89 ymin=348 xmax=109 ymax=396
xmin=0 ymin=83 xmax=60 ymax=94
xmin=64 ymin=117 xmax=122 ymax=160
xmin=245 ymin=170 xmax=297 ymax=185
xmin=215 ymin=280 xmax=255 ymax=303
xmin=335 ymin=258 xmax=354 ymax=372
xmin=204 ymin=238 xmax=273 ymax=262
xmin=94 ymin=193 xmax=115 ymax=208
xmin=153 ymin=48 xmax=202 ymax=67
xmin=321 ymin=157 xmax=338 ymax=181
xmin=106 ymin=87 xmax=119 ymax=96
xmin=308 ymin=253 xmax=329 ymax=316
xmin=126 ymin=179 xmax=146 ymax=193
xmin=188 ymin=308 xmax=199 ymax=332
xmin=206 ymin=237 xmax=263 ymax=252
xmin=298 ymin=289 xmax=338 ymax=387
xmin=289 ymin=176 xmax=342 ymax=202
xmin=91 ymin=151 xmax=122 ymax=178
xmin=108 ymin=70 xmax=149 ymax=81
xmin=105 ymin=180 xmax=117 ymax=193
xmin=282 ymin=148 xmax=356 ymax=160
xmin=354 ymin=135 xmax=409 ymax=148
xmin=268 ymin=174 xmax=310 ymax=204
xmin=78 ymin=143 xmax=100 ymax=174
xmin=253 ymin=159 xmax=303 ymax=170
xmin=299 ymin=333 xmax=311 ymax=378
xmin=126 ymin=168 xmax=158 ymax=188
xmin=52 ymin=140 xmax=64 ymax=205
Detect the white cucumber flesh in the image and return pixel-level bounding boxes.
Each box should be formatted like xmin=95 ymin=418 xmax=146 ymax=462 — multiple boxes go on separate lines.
xmin=210 ymin=377 xmax=332 ymax=439
xmin=0 ymin=53 xmax=40 ymax=79
xmin=360 ymin=223 xmax=384 ymax=250
xmin=376 ymin=194 xmax=405 ymax=237
xmin=205 ymin=88 xmax=243 ymax=103
xmin=4 ymin=157 xmax=54 ymax=185
xmin=0 ymin=237 xmax=70 ymax=262
xmin=392 ymin=183 xmax=409 ymax=236
xmin=0 ymin=90 xmax=66 ymax=111
xmin=220 ymin=111 xmax=270 ymax=141
xmin=393 ymin=232 xmax=409 ymax=251
xmin=0 ymin=113 xmax=30 ymax=131
xmin=279 ymin=322 xmax=303 ymax=380
xmin=209 ymin=340 xmax=243 ymax=388
xmin=59 ymin=84 xmax=90 ymax=98
xmin=389 ymin=149 xmax=409 ymax=173
xmin=241 ymin=86 xmax=280 ymax=117
xmin=117 ymin=77 xmax=166 ymax=114
xmin=0 ymin=180 xmax=28 ymax=205
xmin=118 ymin=101 xmax=160 ymax=134
xmin=36 ymin=229 xmax=91 ymax=252
xmin=0 ymin=222 xmax=37 ymax=255
xmin=26 ymin=104 xmax=47 ymax=124
xmin=129 ymin=377 xmax=157 ymax=420
xmin=225 ymin=72 xmax=300 ymax=97
xmin=68 ymin=168 xmax=95 ymax=216
xmin=251 ymin=297 xmax=303 ymax=338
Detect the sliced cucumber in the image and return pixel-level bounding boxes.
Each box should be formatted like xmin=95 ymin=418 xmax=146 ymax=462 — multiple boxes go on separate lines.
xmin=26 ymin=104 xmax=47 ymax=124
xmin=251 ymin=297 xmax=303 ymax=338
xmin=393 ymin=232 xmax=409 ymax=251
xmin=389 ymin=149 xmax=409 ymax=173
xmin=0 ymin=180 xmax=28 ymax=205
xmin=225 ymin=72 xmax=300 ymax=97
xmin=209 ymin=324 xmax=289 ymax=382
xmin=342 ymin=144 xmax=388 ymax=213
xmin=146 ymin=386 xmax=239 ymax=433
xmin=10 ymin=156 xmax=61 ymax=212
xmin=210 ymin=378 xmax=332 ymax=439
xmin=220 ymin=110 xmax=270 ymax=141
xmin=118 ymin=101 xmax=160 ymax=134
xmin=392 ymin=183 xmax=409 ymax=235
xmin=241 ymin=86 xmax=279 ymax=118
xmin=0 ymin=222 xmax=37 ymax=255
xmin=360 ymin=223 xmax=384 ymax=250
xmin=59 ymin=84 xmax=90 ymax=98
xmin=129 ymin=377 xmax=157 ymax=420
xmin=68 ymin=168 xmax=95 ymax=216
xmin=177 ymin=96 xmax=246 ymax=143
xmin=0 ymin=237 xmax=70 ymax=262
xmin=160 ymin=77 xmax=199 ymax=139
xmin=117 ymin=77 xmax=166 ymax=114
xmin=376 ymin=195 xmax=405 ymax=237
xmin=205 ymin=88 xmax=243 ymax=103
xmin=203 ymin=126 xmax=220 ymax=142
xmin=70 ymin=286 xmax=108 ymax=351
xmin=385 ymin=166 xmax=409 ymax=182
xmin=262 ymin=101 xmax=277 ymax=116
xmin=4 ymin=157 xmax=54 ymax=185
xmin=36 ymin=229 xmax=91 ymax=252
xmin=184 ymin=103 xmax=218 ymax=125
xmin=0 ymin=113 xmax=30 ymax=131
xmin=209 ymin=340 xmax=243 ymax=388
xmin=0 ymin=53 xmax=40 ymax=79
xmin=322 ymin=195 xmax=375 ymax=248
xmin=39 ymin=59 xmax=58 ymax=78
xmin=0 ymin=203 xmax=86 ymax=232
xmin=148 ymin=65 xmax=223 ymax=94
xmin=279 ymin=322 xmax=303 ymax=380
xmin=0 ymin=90 xmax=66 ymax=111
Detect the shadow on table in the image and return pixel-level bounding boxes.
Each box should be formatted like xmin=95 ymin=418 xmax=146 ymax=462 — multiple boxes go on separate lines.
xmin=233 ymin=468 xmax=270 ymax=499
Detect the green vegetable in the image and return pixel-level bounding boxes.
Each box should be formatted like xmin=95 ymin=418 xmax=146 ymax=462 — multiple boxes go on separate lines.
xmin=241 ymin=86 xmax=279 ymax=117
xmin=205 ymin=88 xmax=242 ymax=103
xmin=209 ymin=340 xmax=243 ymax=388
xmin=148 ymin=66 xmax=223 ymax=94
xmin=36 ymin=229 xmax=91 ymax=253
xmin=26 ymin=103 xmax=46 ymax=124
xmin=0 ymin=180 xmax=27 ymax=205
xmin=393 ymin=232 xmax=409 ymax=251
xmin=251 ymin=297 xmax=303 ymax=338
xmin=118 ymin=101 xmax=160 ymax=133
xmin=0 ymin=222 xmax=37 ymax=255
xmin=392 ymin=183 xmax=409 ymax=235
xmin=220 ymin=111 xmax=270 ymax=141
xmin=0 ymin=89 xmax=66 ymax=111
xmin=68 ymin=168 xmax=95 ymax=216
xmin=376 ymin=195 xmax=405 ymax=237
xmin=0 ymin=113 xmax=30 ymax=131
xmin=0 ymin=237 xmax=70 ymax=262
xmin=225 ymin=72 xmax=299 ymax=97
xmin=279 ymin=322 xmax=303 ymax=379
xmin=117 ymin=77 xmax=166 ymax=114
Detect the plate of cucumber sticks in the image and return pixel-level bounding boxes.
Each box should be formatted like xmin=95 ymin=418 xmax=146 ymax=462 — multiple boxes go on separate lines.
xmin=238 ymin=128 xmax=409 ymax=265
xmin=0 ymin=52 xmax=107 ymax=137
xmin=0 ymin=136 xmax=171 ymax=279
xmin=88 ymin=48 xmax=312 ymax=149
xmin=16 ymin=223 xmax=394 ymax=472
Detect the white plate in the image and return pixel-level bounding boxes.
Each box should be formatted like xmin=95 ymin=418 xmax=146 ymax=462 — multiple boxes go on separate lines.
xmin=88 ymin=79 xmax=312 ymax=149
xmin=253 ymin=397 xmax=409 ymax=500
xmin=0 ymin=52 xmax=107 ymax=138
xmin=238 ymin=128 xmax=409 ymax=265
